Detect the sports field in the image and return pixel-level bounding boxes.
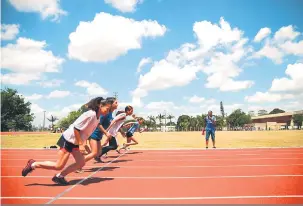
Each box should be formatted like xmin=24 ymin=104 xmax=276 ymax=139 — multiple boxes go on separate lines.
xmin=1 ymin=130 xmax=303 ymax=149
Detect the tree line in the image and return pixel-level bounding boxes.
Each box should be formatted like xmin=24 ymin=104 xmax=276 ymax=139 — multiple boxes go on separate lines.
xmin=1 ymin=87 xmax=303 ymax=131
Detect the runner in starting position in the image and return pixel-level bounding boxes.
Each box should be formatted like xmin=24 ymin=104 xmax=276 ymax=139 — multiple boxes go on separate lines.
xmin=21 ymin=97 xmax=111 ymax=185
xmin=95 ymin=106 xmax=134 ymax=161
xmin=119 ymin=117 xmax=144 ymax=152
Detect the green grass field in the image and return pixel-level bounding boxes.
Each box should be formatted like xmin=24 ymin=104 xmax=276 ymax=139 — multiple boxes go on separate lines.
xmin=1 ymin=130 xmax=303 ymax=149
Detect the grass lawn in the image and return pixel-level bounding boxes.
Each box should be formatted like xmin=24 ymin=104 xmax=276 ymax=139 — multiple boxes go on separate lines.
xmin=1 ymin=130 xmax=303 ymax=149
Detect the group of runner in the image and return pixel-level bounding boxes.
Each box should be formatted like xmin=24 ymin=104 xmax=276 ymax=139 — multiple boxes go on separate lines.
xmin=21 ymin=96 xmax=144 ymax=185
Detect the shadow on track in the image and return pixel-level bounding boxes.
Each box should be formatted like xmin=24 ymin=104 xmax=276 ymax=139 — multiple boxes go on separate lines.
xmin=25 ymin=177 xmax=114 ymax=187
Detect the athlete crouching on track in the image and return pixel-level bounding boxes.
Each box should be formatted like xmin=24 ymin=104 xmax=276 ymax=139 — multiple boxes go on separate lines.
xmin=21 ymin=97 xmax=111 ymax=185
xmin=119 ymin=117 xmax=145 ymax=152
xmin=76 ymin=97 xmax=118 ymax=172
xmin=95 ymin=106 xmax=134 ymax=160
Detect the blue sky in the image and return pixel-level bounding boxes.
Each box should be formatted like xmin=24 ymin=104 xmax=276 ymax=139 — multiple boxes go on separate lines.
xmin=1 ymin=0 xmax=303 ymax=126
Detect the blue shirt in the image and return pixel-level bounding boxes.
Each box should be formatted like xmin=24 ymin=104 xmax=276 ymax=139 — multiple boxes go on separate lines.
xmin=90 ymin=112 xmax=113 ymax=139
xmin=205 ymin=116 xmax=216 ymax=131
xmin=128 ymin=122 xmax=139 ymax=134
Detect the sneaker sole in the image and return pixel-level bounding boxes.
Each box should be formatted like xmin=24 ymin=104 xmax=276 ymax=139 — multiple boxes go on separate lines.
xmin=52 ymin=177 xmax=69 ymax=185
xmin=22 ymin=159 xmax=35 ymax=177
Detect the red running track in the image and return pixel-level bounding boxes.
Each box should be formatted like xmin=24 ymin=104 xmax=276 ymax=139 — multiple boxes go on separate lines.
xmin=1 ymin=147 xmax=303 ymax=204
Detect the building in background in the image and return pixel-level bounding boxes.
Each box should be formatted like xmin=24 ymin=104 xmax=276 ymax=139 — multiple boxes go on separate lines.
xmin=251 ymin=110 xmax=303 ymax=130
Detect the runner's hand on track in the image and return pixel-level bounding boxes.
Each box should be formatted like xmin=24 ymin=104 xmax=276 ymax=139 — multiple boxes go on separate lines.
xmin=79 ymin=145 xmax=86 ymax=154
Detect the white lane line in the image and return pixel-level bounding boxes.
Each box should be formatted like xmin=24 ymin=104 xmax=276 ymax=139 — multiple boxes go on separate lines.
xmin=1 ymin=146 xmax=303 ymax=151
xmin=2 ymin=163 xmax=303 ymax=168
xmin=2 ymin=157 xmax=302 ymax=161
xmin=2 ymin=174 xmax=303 ymax=179
xmin=2 ymin=152 xmax=303 ymax=157
xmin=45 ymin=150 xmax=128 ymax=204
xmin=1 ymin=195 xmax=303 ymax=200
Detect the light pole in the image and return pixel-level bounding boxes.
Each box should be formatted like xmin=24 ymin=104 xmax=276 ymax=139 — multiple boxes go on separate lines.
xmin=164 ymin=110 xmax=167 ymax=132
xmin=113 ymin=92 xmax=118 ymax=100
xmin=43 ymin=111 xmax=46 ymax=131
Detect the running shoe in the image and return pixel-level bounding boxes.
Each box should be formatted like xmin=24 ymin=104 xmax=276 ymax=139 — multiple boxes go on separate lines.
xmin=22 ymin=159 xmax=35 ymax=177
xmin=75 ymin=168 xmax=84 ymax=173
xmin=94 ymin=156 xmax=104 ymax=163
xmin=52 ymin=175 xmax=69 ymax=185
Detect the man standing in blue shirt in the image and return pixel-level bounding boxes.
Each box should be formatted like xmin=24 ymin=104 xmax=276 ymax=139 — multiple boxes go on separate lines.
xmin=205 ymin=110 xmax=216 ymax=149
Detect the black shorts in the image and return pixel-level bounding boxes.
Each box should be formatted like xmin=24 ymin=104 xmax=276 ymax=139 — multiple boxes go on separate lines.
xmin=126 ymin=131 xmax=133 ymax=138
xmin=57 ymin=135 xmax=79 ymax=153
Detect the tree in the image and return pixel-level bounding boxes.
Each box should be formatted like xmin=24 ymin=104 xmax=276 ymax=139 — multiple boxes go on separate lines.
xmin=1 ymin=88 xmax=34 ymax=131
xmin=56 ymin=109 xmax=83 ymax=129
xmin=147 ymin=115 xmax=156 ymax=130
xmin=293 ymin=114 xmax=303 ymax=129
xmin=258 ymin=109 xmax=268 ymax=116
xmin=47 ymin=115 xmax=59 ymax=128
xmin=189 ymin=116 xmax=198 ymax=131
xmin=156 ymin=113 xmax=165 ymax=128
xmin=220 ymin=101 xmax=225 ymax=118
xmin=248 ymin=111 xmax=255 ymax=117
xmin=226 ymin=109 xmax=252 ymax=129
xmin=269 ymin=108 xmax=285 ymax=114
xmin=176 ymin=115 xmax=190 ymax=131
xmin=196 ymin=114 xmax=207 ymax=130
xmin=167 ymin=114 xmax=175 ymax=125
xmin=215 ymin=115 xmax=225 ymax=130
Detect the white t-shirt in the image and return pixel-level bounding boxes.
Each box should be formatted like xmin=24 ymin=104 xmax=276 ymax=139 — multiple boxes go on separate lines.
xmin=108 ymin=113 xmax=127 ymax=137
xmin=63 ymin=110 xmax=99 ymax=145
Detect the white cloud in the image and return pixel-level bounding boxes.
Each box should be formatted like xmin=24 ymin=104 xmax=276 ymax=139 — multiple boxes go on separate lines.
xmin=193 ymin=17 xmax=242 ymax=51
xmin=251 ymin=25 xmax=302 ymax=64
xmin=131 ymin=17 xmax=254 ymax=104
xmin=30 ymin=103 xmax=45 ymax=127
xmin=203 ymin=52 xmax=254 ymax=91
xmin=283 ymin=100 xmax=303 ymax=111
xmin=252 ymin=41 xmax=284 ymax=64
xmin=1 ymin=37 xmax=64 ymax=84
xmin=189 ymin=95 xmax=205 ymax=103
xmin=270 ymin=63 xmax=303 ymax=93
xmin=244 ymin=63 xmax=303 ymax=109
xmin=75 ymin=80 xmax=108 ymax=96
xmin=50 ymin=104 xmax=83 ymax=120
xmin=8 ymin=0 xmax=67 ymax=22
xmin=274 ymin=25 xmax=300 ymax=42
xmin=145 ymin=101 xmax=180 ymax=111
xmin=254 ymin=27 xmax=271 ymax=42
xmin=203 ymin=103 xmax=244 ymax=115
xmin=279 ymin=40 xmax=303 ymax=56
xmin=1 ymin=37 xmax=64 ymax=85
xmin=31 ymin=103 xmax=44 ymax=113
xmin=138 ymin=101 xmax=186 ymax=122
xmin=137 ymin=57 xmax=152 ymax=73
xmin=68 ymin=12 xmax=167 ymax=62
xmin=131 ymin=43 xmax=203 ymax=106
xmin=1 ymin=24 xmax=20 ymax=40
xmin=104 ymin=0 xmax=143 ymax=13
xmin=38 ymin=79 xmax=64 ymax=87
xmin=217 ymin=78 xmax=254 ymax=92
xmin=245 ymin=92 xmax=294 ymax=103
xmin=23 ymin=93 xmax=43 ymax=101
xmin=137 ymin=59 xmax=200 ymax=91
xmin=1 ymin=73 xmax=41 ymax=85
xmin=31 ymin=103 xmax=84 ymax=127
xmin=47 ymin=90 xmax=71 ymax=98
xmin=135 ymin=100 xmax=246 ymax=123
xmin=205 ymin=98 xmax=216 ymax=104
